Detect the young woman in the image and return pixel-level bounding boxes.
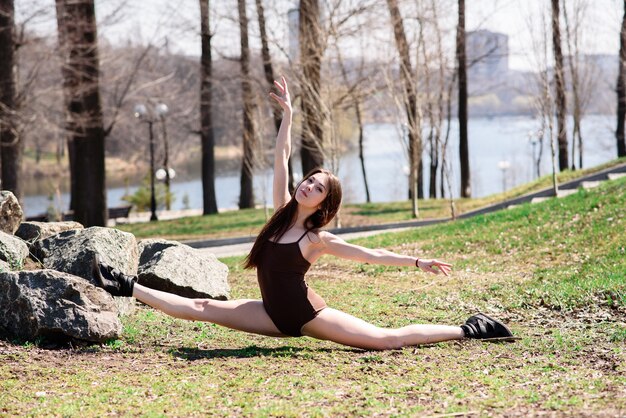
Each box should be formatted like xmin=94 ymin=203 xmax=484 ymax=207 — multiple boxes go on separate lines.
xmin=94 ymin=77 xmax=514 ymax=350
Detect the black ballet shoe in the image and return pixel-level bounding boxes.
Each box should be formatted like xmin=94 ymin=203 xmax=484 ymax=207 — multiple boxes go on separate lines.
xmin=91 ymin=254 xmax=137 ymax=297
xmin=461 ymin=313 xmax=519 ymax=342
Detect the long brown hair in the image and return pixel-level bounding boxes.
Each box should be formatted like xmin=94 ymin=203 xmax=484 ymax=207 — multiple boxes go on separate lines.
xmin=244 ymin=168 xmax=342 ymax=269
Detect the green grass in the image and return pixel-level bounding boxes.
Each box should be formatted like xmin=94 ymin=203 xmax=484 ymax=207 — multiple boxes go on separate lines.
xmin=1 ymin=165 xmax=625 ymax=416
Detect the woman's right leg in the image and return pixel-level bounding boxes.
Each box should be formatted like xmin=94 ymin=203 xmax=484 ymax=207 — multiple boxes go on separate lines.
xmin=301 ymin=308 xmax=464 ymax=350
xmin=133 ymin=283 xmax=285 ymax=337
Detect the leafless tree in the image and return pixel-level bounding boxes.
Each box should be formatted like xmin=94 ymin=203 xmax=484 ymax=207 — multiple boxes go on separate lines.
xmin=551 ymin=0 xmax=568 ymax=171
xmin=200 ymin=0 xmax=218 ymax=214
xmin=386 ymin=0 xmax=421 ymax=218
xmin=617 ymin=0 xmax=626 ymax=157
xmin=254 ymin=0 xmax=295 ymax=193
xmin=0 ymin=0 xmax=21 ymax=198
xmin=55 ymin=0 xmax=107 ymax=226
xmin=456 ymin=0 xmax=470 ymax=198
xmin=299 ymin=0 xmax=325 ymax=174
xmin=528 ymin=5 xmax=559 ymax=196
xmin=562 ymin=0 xmax=596 ymax=170
xmin=237 ymin=0 xmax=256 ymax=209
xmin=324 ymin=0 xmax=380 ymax=203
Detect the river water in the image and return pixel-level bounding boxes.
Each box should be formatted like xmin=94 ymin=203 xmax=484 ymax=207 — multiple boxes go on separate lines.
xmin=21 ymin=115 xmax=617 ymax=217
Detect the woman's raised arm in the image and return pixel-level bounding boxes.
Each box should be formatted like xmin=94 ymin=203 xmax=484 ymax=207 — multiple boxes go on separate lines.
xmin=269 ymin=76 xmax=293 ymax=209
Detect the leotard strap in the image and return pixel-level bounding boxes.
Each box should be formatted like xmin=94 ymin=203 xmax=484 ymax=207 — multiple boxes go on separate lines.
xmin=296 ymin=230 xmax=310 ymax=243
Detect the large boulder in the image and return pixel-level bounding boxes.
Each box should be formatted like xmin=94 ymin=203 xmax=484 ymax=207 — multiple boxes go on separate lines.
xmin=16 ymin=221 xmax=84 ymax=244
xmin=138 ymin=238 xmax=179 ymax=266
xmin=0 ymin=231 xmax=29 ymax=270
xmin=138 ymin=239 xmax=230 ymax=300
xmin=0 ymin=269 xmax=122 ymax=343
xmin=33 ymin=226 xmax=138 ymax=283
xmin=0 ymin=191 xmax=23 ymax=234
xmin=32 ymin=227 xmax=138 ymax=314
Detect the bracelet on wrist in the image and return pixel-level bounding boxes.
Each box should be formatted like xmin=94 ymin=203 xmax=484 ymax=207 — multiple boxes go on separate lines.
xmin=415 ymin=258 xmax=420 ymax=268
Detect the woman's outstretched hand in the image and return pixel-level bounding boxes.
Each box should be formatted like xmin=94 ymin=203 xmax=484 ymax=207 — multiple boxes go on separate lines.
xmin=417 ymin=259 xmax=452 ymax=276
xmin=269 ymin=76 xmax=292 ymax=114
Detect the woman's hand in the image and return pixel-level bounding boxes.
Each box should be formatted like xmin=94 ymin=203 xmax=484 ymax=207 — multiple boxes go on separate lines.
xmin=269 ymin=76 xmax=292 ymax=115
xmin=417 ymin=259 xmax=452 ymax=276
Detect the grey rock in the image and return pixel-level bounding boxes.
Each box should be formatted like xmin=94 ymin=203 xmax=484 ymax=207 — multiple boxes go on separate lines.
xmin=16 ymin=221 xmax=84 ymax=244
xmin=0 ymin=191 xmax=23 ymax=234
xmin=138 ymin=243 xmax=230 ymax=300
xmin=0 ymin=269 xmax=121 ymax=343
xmin=0 ymin=231 xmax=29 ymax=270
xmin=32 ymin=227 xmax=138 ymax=314
xmin=33 ymin=226 xmax=138 ymax=282
xmin=0 ymin=259 xmax=10 ymax=273
xmin=137 ymin=238 xmax=180 ymax=266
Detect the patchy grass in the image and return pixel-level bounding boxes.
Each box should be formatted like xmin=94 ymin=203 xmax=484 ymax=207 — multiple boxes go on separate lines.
xmin=1 ymin=172 xmax=625 ymax=416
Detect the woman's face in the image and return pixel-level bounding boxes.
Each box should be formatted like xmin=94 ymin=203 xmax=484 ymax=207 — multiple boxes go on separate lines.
xmin=295 ymin=173 xmax=330 ymax=209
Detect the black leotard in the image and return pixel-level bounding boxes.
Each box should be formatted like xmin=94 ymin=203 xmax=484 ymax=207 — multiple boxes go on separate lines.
xmin=256 ymin=231 xmax=327 ymax=336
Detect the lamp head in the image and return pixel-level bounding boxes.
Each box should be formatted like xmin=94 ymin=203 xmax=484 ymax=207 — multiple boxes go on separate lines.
xmin=134 ymin=104 xmax=147 ymax=119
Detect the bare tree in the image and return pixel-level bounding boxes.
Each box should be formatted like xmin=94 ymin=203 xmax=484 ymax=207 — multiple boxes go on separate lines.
xmin=255 ymin=0 xmax=295 ymax=193
xmin=386 ymin=0 xmax=421 ymax=218
xmin=551 ymin=0 xmax=568 ymax=171
xmin=618 ymin=0 xmax=626 ymax=158
xmin=562 ymin=0 xmax=595 ymax=170
xmin=55 ymin=0 xmax=106 ymax=226
xmin=0 ymin=0 xmax=21 ymax=198
xmin=299 ymin=0 xmax=325 ymax=174
xmin=200 ymin=0 xmax=218 ymax=214
xmin=456 ymin=0 xmax=470 ymax=198
xmin=325 ymin=0 xmax=379 ymax=203
xmin=237 ymin=0 xmax=256 ymax=209
xmin=529 ymin=6 xmax=559 ymax=196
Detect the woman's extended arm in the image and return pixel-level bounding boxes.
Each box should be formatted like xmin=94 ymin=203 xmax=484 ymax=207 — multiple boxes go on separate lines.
xmin=269 ymin=76 xmax=293 ymax=209
xmin=319 ymin=231 xmax=452 ymax=276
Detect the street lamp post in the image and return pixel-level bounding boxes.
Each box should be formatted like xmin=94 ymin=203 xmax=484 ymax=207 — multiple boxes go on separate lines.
xmin=134 ymin=102 xmax=168 ymax=221
xmin=528 ymin=129 xmax=543 ymax=180
xmin=155 ymin=103 xmax=171 ymax=210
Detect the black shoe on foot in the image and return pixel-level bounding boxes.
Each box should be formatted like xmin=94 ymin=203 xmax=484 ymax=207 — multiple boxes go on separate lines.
xmin=461 ymin=313 xmax=517 ymax=341
xmin=91 ymin=254 xmax=137 ymax=297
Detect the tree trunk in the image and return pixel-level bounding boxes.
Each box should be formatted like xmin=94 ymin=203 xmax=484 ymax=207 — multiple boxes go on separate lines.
xmin=334 ymin=45 xmax=370 ymax=203
xmin=237 ymin=0 xmax=255 ymax=209
xmin=255 ymin=0 xmax=295 ymax=193
xmin=54 ymin=0 xmax=75 ymax=212
xmin=299 ymin=0 xmax=325 ymax=174
xmin=0 ymin=0 xmax=21 ymax=200
xmin=355 ymin=102 xmax=370 ymax=203
xmin=456 ymin=0 xmax=470 ymax=198
xmin=418 ymin=16 xmax=438 ymax=199
xmin=617 ymin=0 xmax=626 ymax=157
xmin=551 ymin=0 xmax=568 ymax=170
xmin=386 ymin=0 xmax=420 ymax=217
xmin=199 ymin=0 xmax=218 ymax=214
xmin=55 ymin=0 xmax=106 ymax=226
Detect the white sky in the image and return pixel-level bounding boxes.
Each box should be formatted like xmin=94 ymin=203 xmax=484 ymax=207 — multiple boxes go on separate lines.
xmin=17 ymin=0 xmax=622 ymax=71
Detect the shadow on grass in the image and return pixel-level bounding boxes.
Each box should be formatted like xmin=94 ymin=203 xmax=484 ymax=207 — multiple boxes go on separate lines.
xmin=169 ymin=344 xmax=362 ymax=360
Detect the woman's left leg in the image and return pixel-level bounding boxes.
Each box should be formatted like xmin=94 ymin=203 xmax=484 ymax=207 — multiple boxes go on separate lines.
xmin=301 ymin=308 xmax=464 ymax=350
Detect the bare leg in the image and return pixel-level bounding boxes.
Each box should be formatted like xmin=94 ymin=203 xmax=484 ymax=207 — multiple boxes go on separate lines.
xmin=132 ymin=283 xmax=285 ymax=337
xmin=301 ymin=308 xmax=464 ymax=350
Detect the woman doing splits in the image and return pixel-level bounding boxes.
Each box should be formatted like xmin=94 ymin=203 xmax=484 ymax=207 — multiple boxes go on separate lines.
xmin=93 ymin=77 xmax=514 ymax=350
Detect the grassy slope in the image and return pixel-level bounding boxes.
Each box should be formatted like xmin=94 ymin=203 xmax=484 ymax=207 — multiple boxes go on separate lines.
xmin=1 ymin=176 xmax=624 ymax=416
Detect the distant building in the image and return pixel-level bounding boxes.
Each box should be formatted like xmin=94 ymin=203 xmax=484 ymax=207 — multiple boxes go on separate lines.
xmin=466 ymin=30 xmax=509 ymax=78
